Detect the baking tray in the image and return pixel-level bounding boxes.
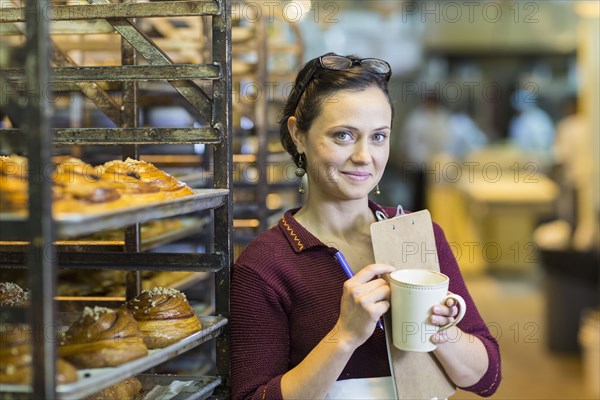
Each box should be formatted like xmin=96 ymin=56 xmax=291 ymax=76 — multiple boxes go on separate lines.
xmin=0 ymin=189 xmax=227 ymax=239
xmin=0 ymin=316 xmax=227 ymax=400
xmin=54 ymin=189 xmax=227 ymax=238
xmin=175 ymin=172 xmax=212 ymax=189
xmin=55 ymin=272 xmax=209 ymax=301
xmin=134 ymin=375 xmax=221 ymax=400
xmin=0 ymin=216 xmax=210 ymax=253
xmin=141 ymin=217 xmax=209 ymax=251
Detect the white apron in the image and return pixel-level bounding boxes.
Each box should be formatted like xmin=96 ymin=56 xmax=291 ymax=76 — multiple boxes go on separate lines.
xmin=325 ymin=377 xmax=448 ymax=400
xmin=325 ymin=377 xmax=395 ymax=400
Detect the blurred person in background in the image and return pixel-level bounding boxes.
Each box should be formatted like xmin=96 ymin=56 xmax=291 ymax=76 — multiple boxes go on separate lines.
xmin=445 ymin=98 xmax=488 ymax=161
xmin=553 ymin=95 xmax=586 ymax=228
xmin=0 ymin=108 xmax=10 ymax=129
xmin=401 ymin=92 xmax=450 ymax=210
xmin=552 ymin=94 xmax=598 ymax=250
xmin=508 ymin=88 xmax=555 ymax=169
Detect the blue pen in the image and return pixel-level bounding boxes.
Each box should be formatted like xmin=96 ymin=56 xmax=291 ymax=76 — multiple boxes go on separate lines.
xmin=334 ymin=251 xmax=384 ymax=330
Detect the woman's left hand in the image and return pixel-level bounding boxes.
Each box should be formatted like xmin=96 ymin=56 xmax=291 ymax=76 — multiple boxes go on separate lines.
xmin=430 ymin=296 xmax=460 ymax=345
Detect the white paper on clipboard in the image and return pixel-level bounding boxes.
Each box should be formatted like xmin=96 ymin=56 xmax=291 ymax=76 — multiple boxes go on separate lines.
xmin=371 ymin=209 xmax=456 ymax=400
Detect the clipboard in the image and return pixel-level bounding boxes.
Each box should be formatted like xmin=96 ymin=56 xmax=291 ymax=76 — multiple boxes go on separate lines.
xmin=371 ymin=209 xmax=456 ymax=400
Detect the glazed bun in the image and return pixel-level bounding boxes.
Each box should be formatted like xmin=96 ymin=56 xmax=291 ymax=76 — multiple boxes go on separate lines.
xmin=59 ymin=306 xmax=148 ymax=369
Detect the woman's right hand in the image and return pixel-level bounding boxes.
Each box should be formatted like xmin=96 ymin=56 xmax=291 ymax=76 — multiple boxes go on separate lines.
xmin=335 ymin=263 xmax=395 ymax=348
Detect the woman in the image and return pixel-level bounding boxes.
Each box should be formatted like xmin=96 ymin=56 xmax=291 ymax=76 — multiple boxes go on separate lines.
xmin=231 ymin=53 xmax=501 ymax=399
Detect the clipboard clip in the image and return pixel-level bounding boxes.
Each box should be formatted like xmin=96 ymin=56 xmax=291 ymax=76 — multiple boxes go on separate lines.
xmin=375 ymin=205 xmax=405 ymax=222
xmin=375 ymin=210 xmax=388 ymax=222
xmin=395 ymin=205 xmax=405 ymax=217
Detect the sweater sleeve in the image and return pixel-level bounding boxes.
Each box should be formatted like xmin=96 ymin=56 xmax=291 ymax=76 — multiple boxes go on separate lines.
xmin=231 ymin=261 xmax=288 ymax=400
xmin=434 ymin=223 xmax=502 ymax=397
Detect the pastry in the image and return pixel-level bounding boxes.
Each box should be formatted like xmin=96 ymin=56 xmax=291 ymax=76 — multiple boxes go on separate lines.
xmin=99 ymin=158 xmax=193 ymax=200
xmin=1 ymin=155 xmax=192 ymax=216
xmin=0 ymin=155 xmax=27 ymax=178
xmin=59 ymin=306 xmax=148 ymax=368
xmin=126 ymin=287 xmax=201 ymax=349
xmin=53 ymin=158 xmax=101 ymax=186
xmin=0 ymin=324 xmax=78 ymax=385
xmin=84 ymin=376 xmax=142 ymax=400
xmin=0 ymin=282 xmax=30 ymax=307
xmin=98 ymin=159 xmax=162 ymax=199
xmin=53 ymin=158 xmax=123 ymax=214
xmin=0 ymin=155 xmax=28 ymax=214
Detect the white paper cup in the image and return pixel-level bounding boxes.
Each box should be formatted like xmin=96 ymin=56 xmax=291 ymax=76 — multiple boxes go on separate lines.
xmin=389 ymin=269 xmax=466 ymax=352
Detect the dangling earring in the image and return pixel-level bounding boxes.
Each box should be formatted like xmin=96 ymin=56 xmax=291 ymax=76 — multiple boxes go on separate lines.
xmin=373 ymin=184 xmax=381 ymax=195
xmin=295 ymin=154 xmax=306 ymax=194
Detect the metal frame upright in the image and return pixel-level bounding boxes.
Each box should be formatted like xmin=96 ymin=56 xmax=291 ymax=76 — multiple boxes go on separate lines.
xmin=23 ymin=0 xmax=56 ymax=397
xmin=212 ymin=0 xmax=233 ymax=392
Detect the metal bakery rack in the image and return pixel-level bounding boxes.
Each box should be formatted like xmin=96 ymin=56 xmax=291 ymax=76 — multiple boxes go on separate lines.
xmin=0 ymin=0 xmax=232 ymax=399
xmin=230 ymin=3 xmax=305 ymax=257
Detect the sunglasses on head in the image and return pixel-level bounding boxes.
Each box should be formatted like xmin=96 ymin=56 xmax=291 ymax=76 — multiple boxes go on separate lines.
xmin=290 ymin=55 xmax=392 ymax=114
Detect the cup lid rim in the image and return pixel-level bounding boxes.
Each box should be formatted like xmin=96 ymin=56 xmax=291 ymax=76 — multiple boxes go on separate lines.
xmin=389 ymin=268 xmax=448 ymax=287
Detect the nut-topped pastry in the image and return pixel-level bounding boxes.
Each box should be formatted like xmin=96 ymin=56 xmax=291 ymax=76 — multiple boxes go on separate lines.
xmin=0 ymin=324 xmax=78 ymax=385
xmin=59 ymin=306 xmax=148 ymax=369
xmin=125 ymin=287 xmax=201 ymax=349
xmin=0 ymin=282 xmax=30 ymax=307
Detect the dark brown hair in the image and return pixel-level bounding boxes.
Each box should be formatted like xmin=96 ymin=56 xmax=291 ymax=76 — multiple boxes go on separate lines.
xmin=279 ymin=53 xmax=394 ymax=166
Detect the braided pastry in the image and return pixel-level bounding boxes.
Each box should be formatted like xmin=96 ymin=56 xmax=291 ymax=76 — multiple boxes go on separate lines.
xmin=126 ymin=287 xmax=201 ymax=349
xmin=0 ymin=324 xmax=78 ymax=385
xmin=59 ymin=307 xmax=148 ymax=369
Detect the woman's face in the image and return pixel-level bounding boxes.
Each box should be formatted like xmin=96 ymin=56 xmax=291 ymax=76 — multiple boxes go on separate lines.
xmin=290 ymin=86 xmax=392 ymax=202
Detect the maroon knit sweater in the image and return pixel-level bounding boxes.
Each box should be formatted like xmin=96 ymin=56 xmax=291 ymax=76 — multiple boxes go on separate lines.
xmin=231 ymin=202 xmax=501 ymax=399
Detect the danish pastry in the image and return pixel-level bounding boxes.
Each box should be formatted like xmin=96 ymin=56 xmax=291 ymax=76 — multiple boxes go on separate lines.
xmin=99 ymin=158 xmax=193 ymax=200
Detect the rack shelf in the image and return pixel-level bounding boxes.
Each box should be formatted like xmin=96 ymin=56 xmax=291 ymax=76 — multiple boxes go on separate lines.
xmin=3 ymin=127 xmax=222 ymax=145
xmin=0 ymin=1 xmax=221 ymax=22
xmin=134 ymin=375 xmax=222 ymax=400
xmin=0 ymin=189 xmax=227 ymax=240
